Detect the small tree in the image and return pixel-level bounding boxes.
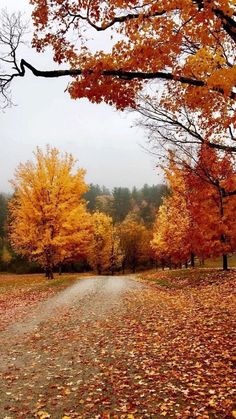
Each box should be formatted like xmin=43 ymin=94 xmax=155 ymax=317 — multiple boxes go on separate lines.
xmin=9 ymin=146 xmax=92 ymax=279
xmin=118 ymin=214 xmax=150 ymax=273
xmin=88 ymin=212 xmax=122 ymax=274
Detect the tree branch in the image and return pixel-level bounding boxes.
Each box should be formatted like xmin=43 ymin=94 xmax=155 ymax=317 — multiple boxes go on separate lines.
xmin=66 ymin=8 xmax=166 ymax=32
xmin=136 ymin=96 xmax=236 ymax=156
xmin=213 ymin=8 xmax=236 ymax=44
xmin=9 ymin=59 xmax=234 ymax=101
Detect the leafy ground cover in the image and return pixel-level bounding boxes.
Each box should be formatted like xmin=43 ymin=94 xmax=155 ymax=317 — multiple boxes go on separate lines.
xmin=0 ymin=273 xmax=86 ymax=332
xmin=0 ymin=271 xmax=235 ymax=418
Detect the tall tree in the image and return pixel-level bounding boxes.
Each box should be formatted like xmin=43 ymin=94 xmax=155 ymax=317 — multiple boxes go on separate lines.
xmin=112 ymin=187 xmax=131 ymax=223
xmin=152 ymin=149 xmax=236 ymax=270
xmin=184 ymin=146 xmax=236 ymax=270
xmin=9 ymin=146 xmax=92 ymax=279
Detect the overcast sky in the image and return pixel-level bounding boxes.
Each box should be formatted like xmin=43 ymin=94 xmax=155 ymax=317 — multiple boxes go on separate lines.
xmin=1 ymin=0 xmax=163 ymax=193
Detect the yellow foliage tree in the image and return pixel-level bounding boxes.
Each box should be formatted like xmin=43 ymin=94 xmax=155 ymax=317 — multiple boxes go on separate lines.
xmin=151 ymin=194 xmax=191 ymax=268
xmin=9 ymin=146 xmax=92 ymax=279
xmin=88 ymin=212 xmax=123 ymax=275
xmin=118 ymin=214 xmax=151 ymax=273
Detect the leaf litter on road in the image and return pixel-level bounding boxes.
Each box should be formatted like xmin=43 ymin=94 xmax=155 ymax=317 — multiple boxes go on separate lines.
xmin=0 ymin=272 xmax=235 ymax=418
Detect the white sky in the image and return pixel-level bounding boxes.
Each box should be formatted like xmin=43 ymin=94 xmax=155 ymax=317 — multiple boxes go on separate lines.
xmin=0 ymin=0 xmax=163 ymax=193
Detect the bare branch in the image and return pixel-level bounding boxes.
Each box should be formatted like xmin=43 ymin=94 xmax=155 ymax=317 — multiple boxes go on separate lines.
xmin=0 ymin=9 xmax=28 ymax=108
xmin=136 ymin=95 xmax=236 ymax=156
xmin=65 ymin=7 xmax=166 ymax=32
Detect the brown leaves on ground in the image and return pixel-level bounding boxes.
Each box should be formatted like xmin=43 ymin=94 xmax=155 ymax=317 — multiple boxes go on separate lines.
xmin=0 ymin=271 xmax=235 ymax=418
xmin=0 ymin=273 xmax=80 ymax=331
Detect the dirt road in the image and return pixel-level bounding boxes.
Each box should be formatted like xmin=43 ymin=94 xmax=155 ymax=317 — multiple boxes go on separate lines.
xmin=0 ymin=276 xmax=147 ymax=418
xmin=0 ymin=274 xmax=234 ymax=418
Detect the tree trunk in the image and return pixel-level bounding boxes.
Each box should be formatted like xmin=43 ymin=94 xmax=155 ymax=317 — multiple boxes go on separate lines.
xmin=122 ymin=261 xmax=125 ymax=275
xmin=190 ymin=252 xmax=195 ymax=268
xmin=58 ymin=264 xmax=62 ymax=275
xmin=223 ymin=254 xmax=228 ymax=271
xmin=200 ymin=257 xmax=205 ymax=266
xmin=185 ymin=261 xmax=188 ymax=269
xmin=46 ymin=267 xmax=54 ymax=280
xmin=219 ymin=188 xmax=228 ymax=271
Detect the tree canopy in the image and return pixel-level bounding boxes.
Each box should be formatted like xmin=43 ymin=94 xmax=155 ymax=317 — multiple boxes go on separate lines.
xmin=0 ymin=1 xmax=235 ymax=135
xmin=9 ymin=146 xmax=92 ymax=278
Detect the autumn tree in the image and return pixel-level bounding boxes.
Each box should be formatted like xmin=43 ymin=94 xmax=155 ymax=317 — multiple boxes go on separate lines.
xmin=88 ymin=211 xmax=123 ymax=274
xmin=118 ymin=214 xmax=151 ymax=273
xmin=9 ymin=146 xmax=92 ymax=279
xmin=1 ymin=2 xmax=235 ymax=143
xmin=151 ymin=164 xmax=193 ymax=269
xmin=112 ymin=188 xmax=132 ymax=223
xmin=84 ymin=184 xmax=110 ymax=212
xmin=184 ymin=146 xmax=236 ymax=270
xmin=94 ymin=195 xmax=115 ymax=218
xmin=152 ymin=149 xmax=236 ymax=270
xmin=109 ymin=226 xmax=124 ymax=275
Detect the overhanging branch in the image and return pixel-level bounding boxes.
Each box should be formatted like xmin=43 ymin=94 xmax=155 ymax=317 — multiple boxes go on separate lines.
xmin=14 ymin=59 xmax=236 ymax=101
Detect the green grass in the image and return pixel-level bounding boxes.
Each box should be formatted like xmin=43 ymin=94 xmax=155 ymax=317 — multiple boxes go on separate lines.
xmin=204 ymin=254 xmax=236 ymax=268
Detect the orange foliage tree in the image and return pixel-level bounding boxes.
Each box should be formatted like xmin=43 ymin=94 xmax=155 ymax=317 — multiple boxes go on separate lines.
xmin=152 ymin=149 xmax=236 ymax=270
xmin=1 ymin=1 xmax=235 ymax=138
xmin=9 ymin=146 xmax=92 ymax=279
xmin=184 ymin=146 xmax=236 ymax=270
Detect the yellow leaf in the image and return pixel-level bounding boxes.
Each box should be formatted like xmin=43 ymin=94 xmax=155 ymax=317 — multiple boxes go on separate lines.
xmin=36 ymin=411 xmax=51 ymax=419
xmin=64 ymin=388 xmax=71 ymax=395
xmin=208 ymin=398 xmax=217 ymax=407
